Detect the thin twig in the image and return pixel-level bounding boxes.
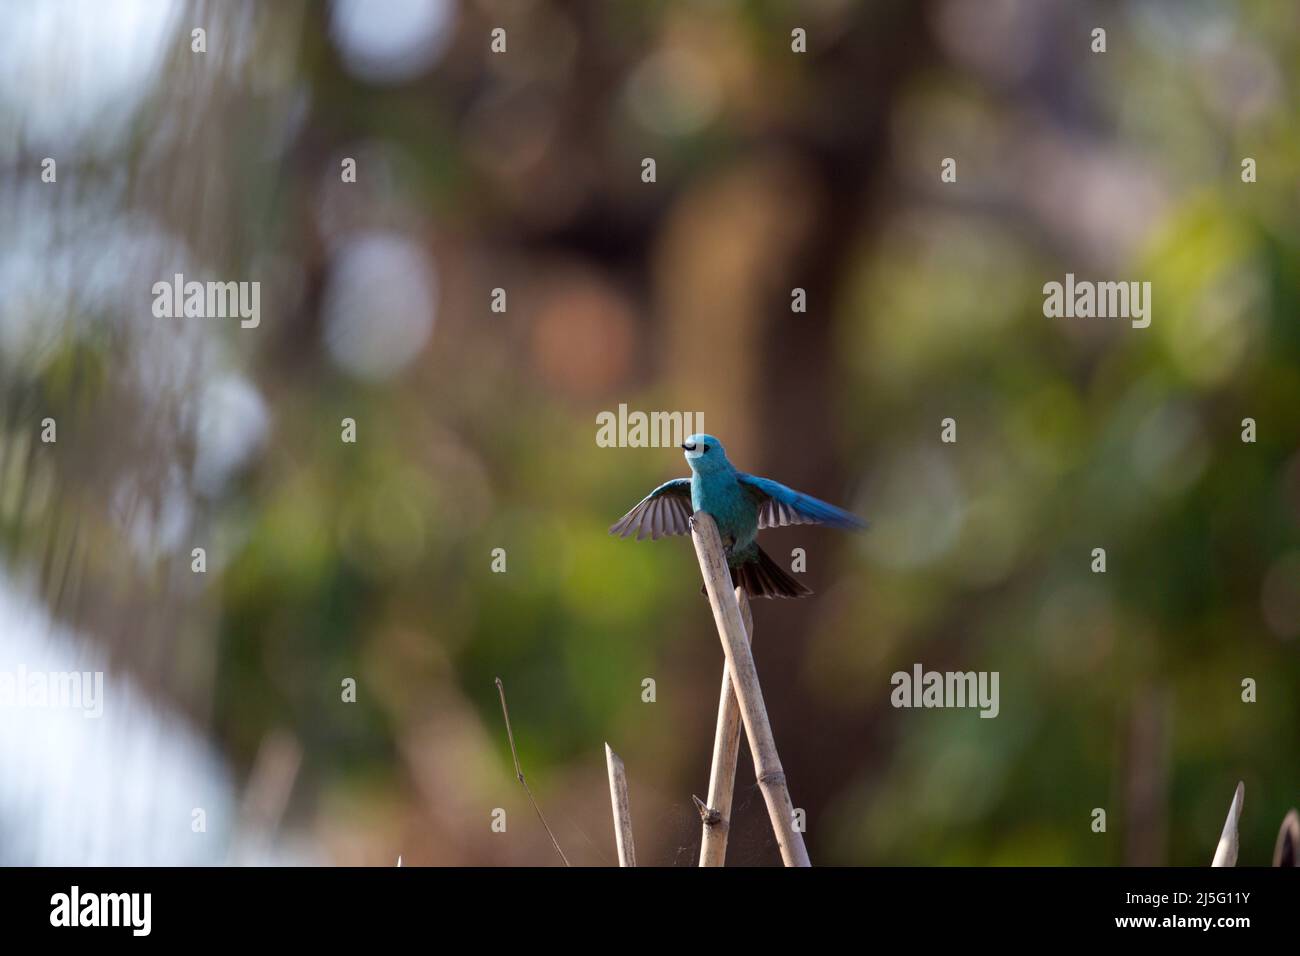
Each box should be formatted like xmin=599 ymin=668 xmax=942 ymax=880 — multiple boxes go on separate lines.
xmin=495 ymin=677 xmax=571 ymax=866
xmin=604 ymin=743 xmax=637 ymax=866
xmin=689 ymin=513 xmax=810 ymax=867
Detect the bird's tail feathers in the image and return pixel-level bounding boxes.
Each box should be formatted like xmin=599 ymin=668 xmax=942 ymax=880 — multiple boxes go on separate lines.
xmin=734 ymin=545 xmax=812 ymax=599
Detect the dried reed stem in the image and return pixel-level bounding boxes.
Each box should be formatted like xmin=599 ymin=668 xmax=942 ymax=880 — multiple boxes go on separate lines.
xmin=1211 ymin=781 xmax=1244 ymax=867
xmin=697 ymin=586 xmax=753 ymax=867
xmin=689 ymin=513 xmax=810 ymax=867
xmin=604 ymin=743 xmax=637 ymax=866
xmin=1273 ymin=809 xmax=1299 ymax=867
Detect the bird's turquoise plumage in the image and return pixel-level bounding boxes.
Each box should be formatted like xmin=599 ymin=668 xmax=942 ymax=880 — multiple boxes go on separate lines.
xmin=686 ymin=440 xmax=762 ymax=562
xmin=610 ymin=434 xmax=866 ymax=598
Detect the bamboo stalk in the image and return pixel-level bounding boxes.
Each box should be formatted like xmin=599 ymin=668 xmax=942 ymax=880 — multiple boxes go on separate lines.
xmin=697 ymin=586 xmax=753 ymax=867
xmin=1211 ymin=781 xmax=1244 ymax=867
xmin=689 ymin=513 xmax=810 ymax=867
xmin=604 ymin=743 xmax=637 ymax=866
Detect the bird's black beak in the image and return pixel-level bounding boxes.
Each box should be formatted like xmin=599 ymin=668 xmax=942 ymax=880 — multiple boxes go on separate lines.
xmin=682 ymin=442 xmax=696 ymax=451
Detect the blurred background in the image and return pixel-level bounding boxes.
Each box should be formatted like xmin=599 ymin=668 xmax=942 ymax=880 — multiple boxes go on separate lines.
xmin=2 ymin=0 xmax=1299 ymax=866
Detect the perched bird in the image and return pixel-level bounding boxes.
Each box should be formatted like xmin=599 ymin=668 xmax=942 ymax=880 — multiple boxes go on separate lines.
xmin=610 ymin=433 xmax=866 ymax=598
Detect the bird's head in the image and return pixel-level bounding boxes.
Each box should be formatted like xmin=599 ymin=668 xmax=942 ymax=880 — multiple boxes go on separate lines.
xmin=682 ymin=433 xmax=730 ymax=474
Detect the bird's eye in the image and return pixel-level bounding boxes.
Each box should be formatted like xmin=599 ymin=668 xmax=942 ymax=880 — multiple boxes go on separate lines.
xmin=703 ymin=444 xmax=710 ymax=452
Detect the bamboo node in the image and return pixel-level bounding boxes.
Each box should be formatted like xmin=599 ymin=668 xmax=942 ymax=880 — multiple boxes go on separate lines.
xmin=756 ymin=770 xmax=787 ymax=788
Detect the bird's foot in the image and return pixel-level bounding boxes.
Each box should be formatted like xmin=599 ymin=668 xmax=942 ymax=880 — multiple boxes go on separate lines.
xmin=722 ymin=534 xmax=736 ymax=559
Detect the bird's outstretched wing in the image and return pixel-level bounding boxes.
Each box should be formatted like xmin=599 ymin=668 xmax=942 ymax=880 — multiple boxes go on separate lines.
xmin=609 ymin=479 xmax=693 ymax=540
xmin=738 ymin=473 xmax=867 ymax=531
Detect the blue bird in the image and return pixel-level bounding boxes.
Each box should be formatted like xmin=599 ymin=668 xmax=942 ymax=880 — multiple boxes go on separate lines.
xmin=610 ymin=433 xmax=866 ymax=598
